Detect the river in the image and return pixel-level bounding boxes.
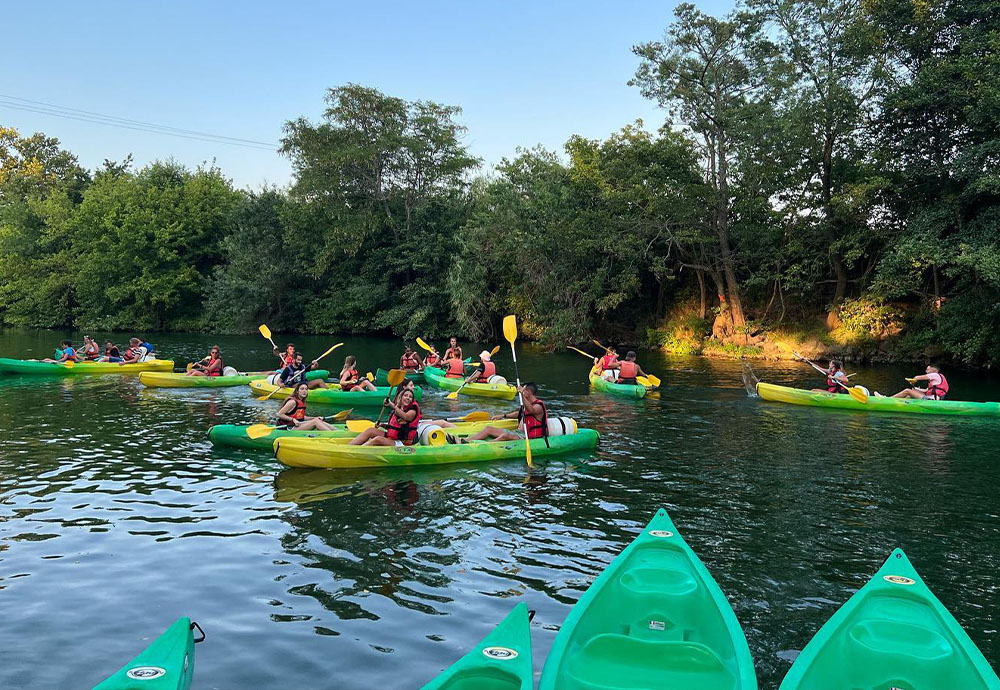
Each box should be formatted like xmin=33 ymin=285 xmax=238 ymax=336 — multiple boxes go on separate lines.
xmin=1 ymin=328 xmax=997 ymax=688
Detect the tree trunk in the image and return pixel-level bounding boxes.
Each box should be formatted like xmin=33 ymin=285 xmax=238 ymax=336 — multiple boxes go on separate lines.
xmin=826 ymin=254 xmax=847 ymax=328
xmin=695 ymin=269 xmax=707 ymax=320
xmin=714 ymin=129 xmax=746 ymax=330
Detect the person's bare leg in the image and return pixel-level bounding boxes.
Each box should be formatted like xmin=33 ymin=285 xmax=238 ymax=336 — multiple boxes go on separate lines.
xmin=892 ymin=388 xmax=925 ymax=399
xmin=363 ymin=436 xmax=396 ymax=447
xmin=349 ymin=427 xmax=382 ymax=445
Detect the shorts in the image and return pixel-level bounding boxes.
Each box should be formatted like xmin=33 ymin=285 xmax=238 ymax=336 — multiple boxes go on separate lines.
xmin=108 ymin=357 xmax=122 ymax=362
xmin=394 ymin=440 xmax=403 ymax=447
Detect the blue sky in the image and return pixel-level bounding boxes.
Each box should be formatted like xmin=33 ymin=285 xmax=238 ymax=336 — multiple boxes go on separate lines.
xmin=3 ymin=1 xmax=732 ymax=189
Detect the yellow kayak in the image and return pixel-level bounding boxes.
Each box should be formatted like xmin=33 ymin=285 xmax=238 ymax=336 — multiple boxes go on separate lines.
xmin=423 ymin=366 xmax=517 ymax=400
xmin=0 ymin=358 xmax=174 ymax=375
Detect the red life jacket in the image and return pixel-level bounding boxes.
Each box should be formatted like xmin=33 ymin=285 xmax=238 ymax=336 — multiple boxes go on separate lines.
xmin=341 ymin=368 xmax=359 ymax=391
xmin=281 ymin=353 xmax=295 ymax=367
xmin=290 ymin=398 xmax=307 ymax=421
xmin=206 ymin=356 xmax=222 ymax=376
xmin=520 ymin=399 xmax=548 ymax=440
xmin=445 ymin=358 xmax=465 ymax=379
xmin=926 ymin=373 xmax=949 ymax=400
xmin=386 ymin=402 xmax=420 ymax=445
xmin=84 ymin=343 xmax=100 ymax=361
xmin=476 ymin=360 xmax=497 ymax=383
xmin=401 ymin=352 xmax=419 ymax=370
xmin=425 ymin=353 xmax=441 ymax=367
xmin=599 ymin=354 xmax=617 ymax=371
xmin=618 ymin=361 xmax=638 ymax=383
xmin=826 ymin=375 xmax=842 ymax=393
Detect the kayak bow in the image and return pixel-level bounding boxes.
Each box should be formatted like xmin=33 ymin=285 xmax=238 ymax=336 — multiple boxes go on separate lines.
xmin=93 ymin=617 xmax=203 ymax=690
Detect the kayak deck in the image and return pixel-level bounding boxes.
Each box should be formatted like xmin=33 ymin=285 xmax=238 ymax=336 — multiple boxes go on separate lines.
xmin=424 ymin=366 xmax=517 ymax=400
xmin=93 ymin=617 xmax=200 ymax=690
xmin=758 ymin=382 xmax=1000 ymax=416
xmin=589 ymin=371 xmax=648 ymax=399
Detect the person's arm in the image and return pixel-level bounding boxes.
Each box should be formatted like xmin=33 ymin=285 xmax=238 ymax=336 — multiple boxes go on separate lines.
xmin=465 ymin=364 xmax=484 ymax=384
xmin=387 ymin=401 xmax=417 ymax=423
xmin=636 ymin=365 xmax=648 ymax=378
xmin=276 ymin=399 xmax=298 ymax=425
xmin=310 ymin=359 xmax=319 ymax=371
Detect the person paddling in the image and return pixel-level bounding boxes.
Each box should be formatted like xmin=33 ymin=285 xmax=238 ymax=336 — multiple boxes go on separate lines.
xmin=276 ymin=382 xmax=335 ymax=431
xmin=594 ymin=345 xmax=619 ymax=381
xmin=465 ymin=350 xmax=499 ymax=385
xmin=442 ymin=350 xmax=467 ymax=379
xmin=606 ymin=351 xmax=648 ymax=385
xmin=99 ymin=341 xmax=122 ymax=362
xmin=893 ymin=364 xmax=949 ymax=400
xmin=43 ymin=340 xmax=78 ymax=363
xmin=811 ymin=359 xmax=847 ymax=394
xmin=79 ymin=336 xmax=100 ymax=361
xmin=187 ymin=345 xmax=224 ymax=377
xmin=444 ymin=337 xmax=463 ymax=363
xmin=459 ymin=382 xmax=547 ymax=443
xmin=280 ymin=352 xmax=328 ymax=389
xmin=423 ymin=346 xmax=442 ymax=368
xmin=400 ymin=344 xmax=423 ymax=372
xmin=338 ymin=355 xmax=376 ymax=392
xmin=273 ymin=343 xmax=296 ymax=368
xmin=349 ymin=383 xmax=421 ymax=446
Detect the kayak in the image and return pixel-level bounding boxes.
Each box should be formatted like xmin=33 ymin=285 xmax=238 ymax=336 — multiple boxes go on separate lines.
xmin=420 ymin=602 xmax=533 ymax=690
xmin=139 ymin=369 xmax=329 ymax=388
xmin=589 ymin=370 xmax=648 ymax=399
xmin=93 ymin=617 xmax=202 ymax=690
xmin=248 ymin=380 xmax=422 ymax=405
xmin=274 ymin=428 xmax=600 ymax=469
xmin=539 ymin=508 xmax=757 ymax=690
xmin=757 ymin=382 xmax=1000 ymax=417
xmin=424 ymin=366 xmax=517 ymax=400
xmin=0 ymin=358 xmax=174 ymax=376
xmin=375 ymin=368 xmax=424 ymax=385
xmin=779 ymin=548 xmax=1000 ymax=690
xmin=207 ymin=419 xmax=518 ymax=451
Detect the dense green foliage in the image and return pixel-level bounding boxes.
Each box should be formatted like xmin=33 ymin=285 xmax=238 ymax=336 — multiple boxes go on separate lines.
xmin=1 ymin=0 xmax=999 ymax=365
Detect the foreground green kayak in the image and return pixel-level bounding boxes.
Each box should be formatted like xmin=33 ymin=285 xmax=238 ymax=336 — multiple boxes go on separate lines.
xmin=0 ymin=358 xmax=174 ymax=376
xmin=589 ymin=371 xmax=648 ymax=399
xmin=539 ymin=508 xmax=756 ymax=690
xmin=375 ymin=367 xmax=424 ymax=385
xmin=248 ymin=380 xmax=422 ymax=405
xmin=758 ymin=382 xmax=1000 ymax=416
xmin=275 ymin=428 xmax=599 ymax=469
xmin=420 ymin=602 xmax=533 ymax=689
xmin=139 ymin=369 xmax=328 ymax=388
xmin=780 ymin=549 xmax=999 ymax=690
xmin=94 ymin=617 xmax=202 ymax=690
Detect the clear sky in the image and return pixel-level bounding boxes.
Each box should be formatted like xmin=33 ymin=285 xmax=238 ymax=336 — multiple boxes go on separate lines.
xmin=2 ymin=1 xmax=732 ymax=189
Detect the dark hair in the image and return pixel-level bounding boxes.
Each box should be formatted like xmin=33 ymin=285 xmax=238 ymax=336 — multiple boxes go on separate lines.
xmin=928 ymin=363 xmax=941 ymax=371
xmin=294 ymin=381 xmax=309 ymax=396
xmin=831 ymin=359 xmax=843 ymax=370
xmin=293 ymin=351 xmax=304 ymax=360
xmin=626 ymin=351 xmax=637 ymax=360
xmin=522 ymin=381 xmax=538 ymax=394
xmin=61 ymin=340 xmax=72 ymax=346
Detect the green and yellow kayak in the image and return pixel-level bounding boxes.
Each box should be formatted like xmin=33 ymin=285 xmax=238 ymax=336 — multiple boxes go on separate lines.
xmin=375 ymin=368 xmax=424 ymax=385
xmin=274 ymin=428 xmax=599 ymax=469
xmin=589 ymin=371 xmax=648 ymax=399
xmin=0 ymin=358 xmax=174 ymax=376
xmin=779 ymin=548 xmax=999 ymax=690
xmin=248 ymin=380 xmax=422 ymax=405
xmin=424 ymin=366 xmax=517 ymax=400
xmin=93 ymin=617 xmax=202 ymax=690
xmin=757 ymin=382 xmax=1000 ymax=416
xmin=539 ymin=508 xmax=757 ymax=690
xmin=420 ymin=602 xmax=533 ymax=690
xmin=139 ymin=369 xmax=328 ymax=388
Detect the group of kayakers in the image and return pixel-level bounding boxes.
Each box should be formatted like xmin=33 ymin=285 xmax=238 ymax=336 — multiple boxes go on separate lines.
xmin=43 ymin=336 xmax=155 ymax=365
xmin=591 ymin=345 xmax=650 ymax=385
xmin=813 ymin=360 xmax=950 ymax=400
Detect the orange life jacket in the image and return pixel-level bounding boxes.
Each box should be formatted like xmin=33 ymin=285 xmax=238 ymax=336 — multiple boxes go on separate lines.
xmin=618 ymin=361 xmax=638 ymax=383
xmin=401 ymin=352 xmax=420 ymax=370
xmin=445 ymin=358 xmax=465 ymax=379
xmin=926 ymin=374 xmax=949 ymax=400
xmin=476 ymin=360 xmax=497 ymax=383
xmin=386 ymin=402 xmax=420 ymax=444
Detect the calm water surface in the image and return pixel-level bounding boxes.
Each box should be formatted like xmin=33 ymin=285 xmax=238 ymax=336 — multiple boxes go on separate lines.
xmin=1 ymin=329 xmax=998 ymax=688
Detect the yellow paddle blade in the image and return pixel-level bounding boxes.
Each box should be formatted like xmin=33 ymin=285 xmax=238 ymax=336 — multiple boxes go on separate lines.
xmin=246 ymin=424 xmax=276 ymax=439
xmin=316 ymin=342 xmax=343 ymax=361
xmin=330 ymin=408 xmax=353 ymax=422
xmin=848 ymin=386 xmax=869 ymax=404
xmin=646 ymin=374 xmax=662 ymax=388
xmin=906 ymin=377 xmax=917 ymax=384
xmin=186 ymin=362 xmax=194 ymax=371
xmin=366 ymin=372 xmax=374 ymax=381
xmin=258 ymin=324 xmax=272 ymax=340
xmin=592 ymin=339 xmax=610 ymax=352
xmin=568 ymin=346 xmax=595 ymax=359
xmin=459 ymin=411 xmax=490 ymax=422
xmin=416 ymin=337 xmax=435 ymax=353
xmin=637 ymin=376 xmax=651 ymax=387
xmin=346 ymin=419 xmax=375 ymax=432
xmin=63 ymin=360 xmax=75 ymax=368
xmin=503 ymin=315 xmax=518 ymax=345
xmin=446 ymin=390 xmax=460 ymax=400
xmin=387 ymin=368 xmax=407 ymax=387
xmin=490 ymin=345 xmax=500 ymax=357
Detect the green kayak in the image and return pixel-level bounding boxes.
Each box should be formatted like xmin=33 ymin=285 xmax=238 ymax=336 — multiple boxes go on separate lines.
xmin=375 ymin=367 xmax=424 ymax=385
xmin=589 ymin=371 xmax=648 ymax=399
xmin=139 ymin=369 xmax=328 ymax=388
xmin=248 ymin=379 xmax=422 ymax=405
xmin=420 ymin=602 xmax=533 ymax=689
xmin=780 ymin=548 xmax=999 ymax=690
xmin=758 ymin=382 xmax=1000 ymax=416
xmin=0 ymin=358 xmax=174 ymax=376
xmin=424 ymin=365 xmax=517 ymax=400
xmin=93 ymin=617 xmax=202 ymax=690
xmin=539 ymin=508 xmax=757 ymax=690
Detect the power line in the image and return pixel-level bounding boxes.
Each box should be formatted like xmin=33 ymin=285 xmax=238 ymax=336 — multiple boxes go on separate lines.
xmin=0 ymin=93 xmax=279 ymax=151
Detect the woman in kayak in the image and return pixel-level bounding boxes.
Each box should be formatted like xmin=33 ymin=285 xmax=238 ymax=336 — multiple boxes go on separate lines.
xmin=349 ymin=384 xmax=421 ymax=446
xmin=280 ymin=352 xmax=328 ymax=389
xmin=273 ymin=343 xmax=296 ymax=368
xmin=593 ymin=346 xmax=619 ymax=381
xmin=423 ymin=346 xmax=442 ymax=368
xmin=606 ymin=351 xmax=648 ymax=385
xmin=276 ymin=382 xmax=335 ymax=431
xmin=893 ymin=364 xmax=949 ymax=399
xmin=444 ymin=337 xmax=463 ymax=363
xmin=187 ymin=346 xmax=224 ymax=377
xmin=459 ymin=382 xmax=547 ymax=443
xmin=443 ymin=352 xmax=467 ymax=379
xmin=79 ymin=336 xmax=101 ymax=361
xmin=400 ymin=345 xmax=423 ymax=372
xmin=43 ymin=340 xmax=79 ymax=363
xmin=811 ymin=360 xmax=847 ymax=394
xmin=338 ymin=355 xmax=376 ymax=392
xmin=99 ymin=341 xmax=122 ymax=362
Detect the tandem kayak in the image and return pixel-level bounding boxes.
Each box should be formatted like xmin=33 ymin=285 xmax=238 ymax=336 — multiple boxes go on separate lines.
xmin=779 ymin=549 xmax=999 ymax=690
xmin=248 ymin=380 xmax=422 ymax=405
xmin=757 ymin=382 xmax=1000 ymax=416
xmin=375 ymin=368 xmax=424 ymax=385
xmin=539 ymin=508 xmax=757 ymax=690
xmin=93 ymin=617 xmax=203 ymax=690
xmin=420 ymin=602 xmax=533 ymax=690
xmin=274 ymin=428 xmax=600 ymax=469
xmin=424 ymin=366 xmax=517 ymax=400
xmin=0 ymin=358 xmax=174 ymax=376
xmin=207 ymin=419 xmax=518 ymax=451
xmin=589 ymin=370 xmax=648 ymax=399
xmin=139 ymin=369 xmax=329 ymax=388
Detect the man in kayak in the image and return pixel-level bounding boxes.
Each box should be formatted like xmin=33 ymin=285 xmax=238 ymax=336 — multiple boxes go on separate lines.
xmin=99 ymin=341 xmax=122 ymax=362
xmin=893 ymin=364 xmax=949 ymax=399
xmin=444 ymin=337 xmax=463 ymax=363
xmin=120 ymin=338 xmax=145 ymax=364
xmin=280 ymin=352 xmax=328 ymax=389
xmin=593 ymin=345 xmax=619 ymax=381
xmin=811 ymin=359 xmax=848 ymax=394
xmin=458 ymin=382 xmax=547 ymax=443
xmin=605 ymin=351 xmax=648 ymax=385
xmin=349 ymin=384 xmax=421 ymax=446
xmin=187 ymin=345 xmax=224 ymax=377
xmin=464 ymin=350 xmax=501 ymax=385
xmin=43 ymin=340 xmax=79 ymax=363
xmin=337 ymin=355 xmax=376 ymax=391
xmin=276 ymin=382 xmax=335 ymax=431
xmin=400 ymin=345 xmax=423 ymax=372
xmin=273 ymin=343 xmax=296 ymax=368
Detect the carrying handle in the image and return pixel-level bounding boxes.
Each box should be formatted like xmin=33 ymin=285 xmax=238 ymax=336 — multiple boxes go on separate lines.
xmin=191 ymin=621 xmax=206 ymax=643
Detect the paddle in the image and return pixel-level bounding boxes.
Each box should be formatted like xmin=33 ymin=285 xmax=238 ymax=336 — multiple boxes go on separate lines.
xmin=503 ymin=315 xmax=533 ymax=468
xmin=373 ymin=368 xmax=407 ymax=431
xmin=591 ymin=341 xmax=660 ymax=388
xmin=259 ymin=324 xmax=278 ymax=351
xmin=568 ymin=345 xmax=598 ymax=359
xmin=263 ymin=342 xmax=342 ymax=401
xmin=447 ymin=411 xmax=490 ymax=422
xmin=793 ymin=350 xmax=868 ymax=403
xmin=246 ymin=408 xmax=355 ymax=439
xmin=450 ymin=346 xmax=503 ymax=399
xmin=416 ymin=337 xmax=440 ymax=357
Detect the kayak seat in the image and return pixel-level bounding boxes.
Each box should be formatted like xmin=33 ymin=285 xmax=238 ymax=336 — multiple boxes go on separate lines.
xmin=435 ymin=667 xmax=525 ymax=690
xmin=848 ymin=619 xmax=953 ymax=661
xmin=619 ymin=565 xmax=698 ymax=597
xmin=566 ymin=634 xmax=736 ymax=690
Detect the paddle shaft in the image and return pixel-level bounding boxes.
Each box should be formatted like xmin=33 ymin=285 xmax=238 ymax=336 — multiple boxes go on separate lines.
xmin=507 ymin=337 xmax=533 ymax=468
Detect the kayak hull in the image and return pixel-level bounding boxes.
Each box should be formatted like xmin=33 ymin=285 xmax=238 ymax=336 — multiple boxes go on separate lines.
xmin=248 ymin=380 xmax=422 ymax=405
xmin=0 ymin=358 xmax=174 ymax=376
xmin=758 ymin=382 xmax=1000 ymax=416
xmin=139 ymin=369 xmax=328 ymax=388
xmin=420 ymin=602 xmax=533 ymax=690
xmin=93 ymin=617 xmax=197 ymax=690
xmin=538 ymin=508 xmax=757 ymax=690
xmin=424 ymin=366 xmax=517 ymax=400
xmin=274 ymin=428 xmax=600 ymax=469
xmin=779 ymin=549 xmax=1000 ymax=690
xmin=375 ymin=368 xmax=424 ymax=385
xmin=589 ymin=371 xmax=647 ymax=399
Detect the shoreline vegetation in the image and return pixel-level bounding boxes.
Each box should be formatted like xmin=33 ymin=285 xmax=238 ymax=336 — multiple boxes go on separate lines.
xmin=2 ymin=0 xmax=997 ymax=369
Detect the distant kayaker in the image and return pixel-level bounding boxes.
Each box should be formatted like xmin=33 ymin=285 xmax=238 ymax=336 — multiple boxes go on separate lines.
xmin=443 ymin=352 xmax=467 ymax=379
xmin=606 ymin=351 xmax=648 ymax=385
xmin=43 ymin=340 xmax=78 ymax=363
xmin=893 ymin=364 xmax=949 ymax=400
xmin=400 ymin=345 xmax=423 ymax=372
xmin=812 ymin=360 xmax=847 ymax=394
xmin=338 ymin=355 xmax=376 ymax=392
xmin=79 ymin=336 xmax=100 ymax=361
xmin=120 ymin=338 xmax=144 ymax=364
xmin=594 ymin=346 xmax=619 ymax=381
xmin=280 ymin=352 xmax=328 ymax=389
xmin=349 ymin=384 xmax=421 ymax=446
xmin=466 ymin=350 xmax=499 ymax=384
xmin=444 ymin=337 xmax=463 ymax=363
xmin=459 ymin=382 xmax=547 ymax=443
xmin=188 ymin=346 xmax=224 ymax=377
xmin=136 ymin=339 xmax=155 ymax=361
xmin=423 ymin=348 xmax=442 ymax=368
xmin=273 ymin=343 xmax=296 ymax=368
xmin=276 ymin=382 xmax=335 ymax=431
xmin=99 ymin=341 xmax=122 ymax=362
